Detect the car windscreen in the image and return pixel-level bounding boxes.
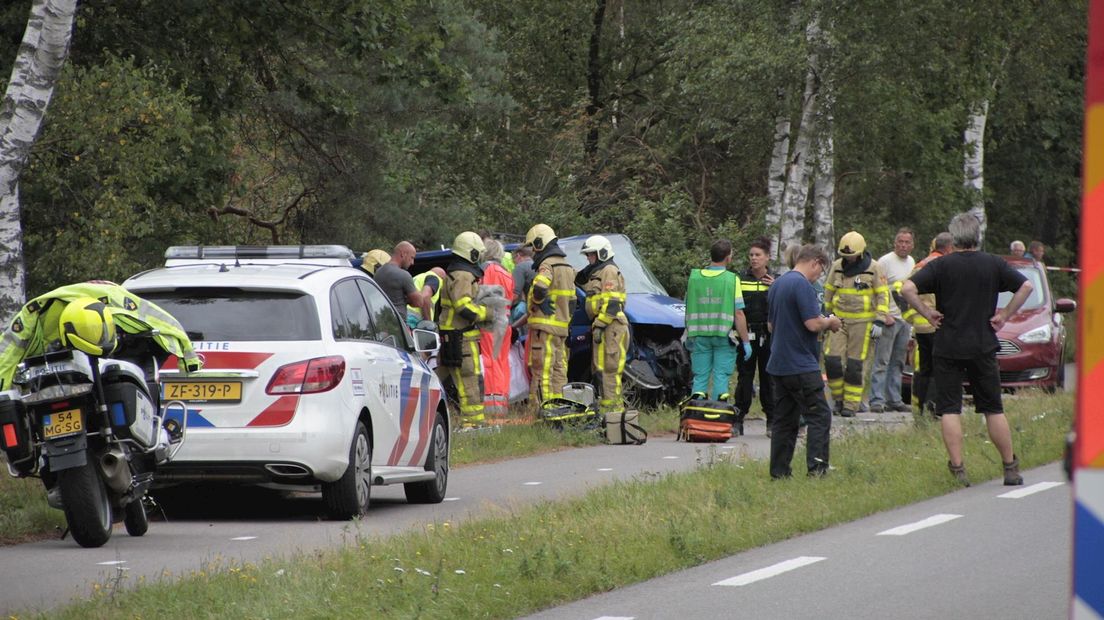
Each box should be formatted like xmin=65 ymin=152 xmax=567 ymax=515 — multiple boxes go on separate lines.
xmin=139 ymin=288 xmax=322 ymax=341
xmin=996 ymin=267 xmax=1045 ymax=311
xmin=558 ymin=235 xmax=669 ymax=296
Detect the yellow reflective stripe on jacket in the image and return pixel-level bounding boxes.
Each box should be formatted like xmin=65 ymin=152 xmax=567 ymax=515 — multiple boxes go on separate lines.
xmin=589 ymin=290 xmax=626 ymax=325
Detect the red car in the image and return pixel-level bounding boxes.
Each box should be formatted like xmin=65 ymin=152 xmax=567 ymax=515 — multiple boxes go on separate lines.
xmin=992 ymin=256 xmax=1076 ymax=390
xmin=901 ymin=255 xmax=1075 ymax=397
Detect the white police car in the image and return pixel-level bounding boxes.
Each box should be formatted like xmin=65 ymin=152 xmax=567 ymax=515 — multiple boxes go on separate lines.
xmin=123 ymin=245 xmax=449 ymax=519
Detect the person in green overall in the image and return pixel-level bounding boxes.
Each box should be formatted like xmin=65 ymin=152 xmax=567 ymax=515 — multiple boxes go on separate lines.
xmin=685 ymin=239 xmax=751 ymax=401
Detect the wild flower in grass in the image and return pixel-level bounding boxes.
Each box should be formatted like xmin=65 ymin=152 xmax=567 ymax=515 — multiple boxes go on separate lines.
xmin=455 ymin=569 xmax=466 ymax=575
xmin=394 ymin=567 xmax=405 ymax=573
xmin=415 ymin=568 xmax=431 ymax=576
xmin=274 ymin=569 xmax=285 ymax=577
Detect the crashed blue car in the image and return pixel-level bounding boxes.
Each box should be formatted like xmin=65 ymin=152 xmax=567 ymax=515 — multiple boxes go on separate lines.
xmin=411 ymin=233 xmax=689 ymax=405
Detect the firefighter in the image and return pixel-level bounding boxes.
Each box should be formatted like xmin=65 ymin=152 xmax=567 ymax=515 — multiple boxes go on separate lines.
xmin=823 ymin=231 xmax=891 ymax=417
xmin=577 ymin=235 xmax=628 ymax=414
xmin=438 ymin=232 xmax=492 ymax=428
xmin=523 ymin=223 xmax=577 ymax=403
xmin=899 ymin=232 xmax=953 ymax=414
xmin=354 ymin=249 xmax=391 ymax=277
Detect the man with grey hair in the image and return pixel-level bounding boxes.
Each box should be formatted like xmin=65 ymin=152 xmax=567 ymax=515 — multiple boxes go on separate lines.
xmin=901 ymin=213 xmax=1033 ymax=487
xmin=1009 ymin=240 xmax=1026 ymax=256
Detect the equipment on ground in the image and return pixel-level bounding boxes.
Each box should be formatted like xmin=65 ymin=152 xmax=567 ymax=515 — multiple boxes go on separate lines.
xmin=678 ymin=397 xmax=736 ymax=442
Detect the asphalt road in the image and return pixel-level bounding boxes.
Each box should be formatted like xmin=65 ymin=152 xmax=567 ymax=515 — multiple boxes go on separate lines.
xmin=525 ymin=462 xmax=1071 ymax=620
xmin=0 ymin=408 xmax=1056 ymax=617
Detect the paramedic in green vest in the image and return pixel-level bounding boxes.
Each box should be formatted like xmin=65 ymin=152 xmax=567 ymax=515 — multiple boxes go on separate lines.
xmin=407 ymin=267 xmax=446 ymax=328
xmin=685 ymin=239 xmax=751 ymax=402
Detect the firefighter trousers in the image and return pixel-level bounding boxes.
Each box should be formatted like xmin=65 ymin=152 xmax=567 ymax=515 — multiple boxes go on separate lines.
xmin=527 ymin=328 xmax=567 ymax=403
xmin=593 ymin=321 xmax=629 ymax=414
xmin=824 ymin=320 xmax=874 ymax=412
xmin=439 ymin=329 xmax=485 ymax=427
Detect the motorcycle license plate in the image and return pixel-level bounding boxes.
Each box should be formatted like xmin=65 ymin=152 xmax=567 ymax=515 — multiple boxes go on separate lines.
xmin=162 ymin=381 xmax=242 ymax=403
xmin=42 ymin=409 xmax=83 ymax=439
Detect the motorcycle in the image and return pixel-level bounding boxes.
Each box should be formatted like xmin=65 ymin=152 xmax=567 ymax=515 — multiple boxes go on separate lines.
xmin=0 ymin=341 xmax=186 ymax=548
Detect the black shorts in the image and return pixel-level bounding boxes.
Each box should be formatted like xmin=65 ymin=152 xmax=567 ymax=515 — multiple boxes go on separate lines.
xmin=932 ymin=354 xmax=1003 ymax=415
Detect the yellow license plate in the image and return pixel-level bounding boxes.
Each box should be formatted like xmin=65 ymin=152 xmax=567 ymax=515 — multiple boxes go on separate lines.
xmin=43 ymin=409 xmax=83 ymax=439
xmin=163 ymin=381 xmax=242 ymax=403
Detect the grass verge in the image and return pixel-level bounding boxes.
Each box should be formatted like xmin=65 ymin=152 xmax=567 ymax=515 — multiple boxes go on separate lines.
xmin=30 ymin=391 xmax=1071 ymax=620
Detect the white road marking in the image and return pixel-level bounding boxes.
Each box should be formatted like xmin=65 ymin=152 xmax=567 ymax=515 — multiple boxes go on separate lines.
xmin=592 ymin=617 xmax=634 ymax=620
xmin=444 ymin=497 xmax=460 ymax=502
xmin=96 ymin=560 xmax=127 ymax=566
xmin=877 ymin=513 xmax=962 ymax=536
xmin=662 ymin=456 xmax=679 ymax=460
xmin=713 ymin=556 xmax=826 ymax=586
xmin=523 ymin=481 xmax=543 ymax=486
xmin=597 ymin=468 xmax=614 ymax=472
xmin=997 ymin=481 xmax=1064 ymax=499
xmin=230 ymin=536 xmax=257 ymax=541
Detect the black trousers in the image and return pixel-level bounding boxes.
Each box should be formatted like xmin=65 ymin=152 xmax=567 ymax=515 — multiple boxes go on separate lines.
xmin=735 ymin=330 xmax=773 ymax=423
xmin=913 ymin=332 xmax=934 ymax=411
xmin=769 ymin=371 xmax=832 ymax=478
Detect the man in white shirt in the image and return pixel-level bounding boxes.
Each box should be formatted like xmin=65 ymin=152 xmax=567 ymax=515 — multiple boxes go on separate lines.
xmin=869 ymin=227 xmax=915 ymax=412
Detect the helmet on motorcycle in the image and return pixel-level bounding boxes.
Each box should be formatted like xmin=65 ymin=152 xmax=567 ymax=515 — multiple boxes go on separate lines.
xmin=452 ymin=231 xmax=486 ymax=264
xmin=837 ymin=231 xmax=866 ymax=258
xmin=580 ymin=235 xmax=614 ymax=261
xmin=58 ymin=297 xmax=117 ymax=356
xmin=524 ymin=224 xmax=557 ymax=252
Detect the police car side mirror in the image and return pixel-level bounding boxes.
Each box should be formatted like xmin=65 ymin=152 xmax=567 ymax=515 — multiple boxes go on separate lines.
xmin=412 ymin=328 xmax=440 ymax=354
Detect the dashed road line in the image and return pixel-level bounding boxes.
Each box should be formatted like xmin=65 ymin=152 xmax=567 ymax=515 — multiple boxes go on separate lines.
xmin=597 ymin=468 xmax=613 ymax=472
xmin=96 ymin=560 xmax=127 ymax=566
xmin=591 ymin=616 xmax=634 ymax=620
xmin=230 ymin=536 xmax=257 ymax=541
xmin=662 ymin=456 xmax=679 ymax=460
xmin=523 ymin=481 xmax=543 ymax=486
xmin=997 ymin=481 xmax=1064 ymax=499
xmin=443 ymin=497 xmax=460 ymax=501
xmin=713 ymin=556 xmax=827 ymax=587
xmin=877 ymin=513 xmax=962 ymax=536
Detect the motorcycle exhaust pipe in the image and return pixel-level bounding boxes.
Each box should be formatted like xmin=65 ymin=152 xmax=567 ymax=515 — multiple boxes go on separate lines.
xmin=99 ymin=448 xmax=132 ymax=494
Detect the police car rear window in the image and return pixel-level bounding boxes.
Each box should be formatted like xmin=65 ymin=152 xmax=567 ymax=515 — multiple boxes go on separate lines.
xmin=140 ymin=289 xmax=322 ymax=341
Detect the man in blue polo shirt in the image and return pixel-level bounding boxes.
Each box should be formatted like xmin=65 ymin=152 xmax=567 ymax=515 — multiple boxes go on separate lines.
xmin=767 ymin=244 xmax=842 ymax=478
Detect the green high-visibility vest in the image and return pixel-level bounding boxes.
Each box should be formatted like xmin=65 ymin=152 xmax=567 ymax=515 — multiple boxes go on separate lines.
xmin=685 ymin=268 xmax=737 ymax=338
xmin=409 ymin=271 xmax=442 ymax=321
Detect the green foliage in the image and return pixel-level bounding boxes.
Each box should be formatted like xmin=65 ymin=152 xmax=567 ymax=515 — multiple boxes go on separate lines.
xmin=0 ymin=0 xmax=1086 ymax=292
xmin=20 ymin=55 xmax=230 ymax=292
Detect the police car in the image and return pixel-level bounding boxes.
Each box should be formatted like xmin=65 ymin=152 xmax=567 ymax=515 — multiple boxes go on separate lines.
xmin=123 ymin=245 xmax=449 ymax=519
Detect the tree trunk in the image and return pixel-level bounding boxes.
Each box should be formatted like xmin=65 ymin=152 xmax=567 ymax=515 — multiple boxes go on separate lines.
xmin=778 ymin=16 xmax=822 ymax=261
xmin=0 ymin=0 xmax=78 ymax=321
xmin=585 ymin=0 xmax=607 ymax=160
xmin=765 ymin=89 xmax=790 ymax=262
xmin=812 ymin=123 xmax=835 ymax=254
xmin=964 ymin=98 xmax=989 ymax=247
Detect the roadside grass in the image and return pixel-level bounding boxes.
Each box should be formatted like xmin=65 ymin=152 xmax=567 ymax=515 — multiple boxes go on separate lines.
xmin=450 ymin=404 xmax=681 ymax=466
xmin=0 ymin=462 xmax=65 ymax=545
xmin=33 ymin=391 xmax=1071 ymax=620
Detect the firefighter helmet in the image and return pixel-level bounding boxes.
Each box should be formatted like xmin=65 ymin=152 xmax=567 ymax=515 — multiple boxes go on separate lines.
xmin=524 ymin=224 xmax=557 ymax=252
xmin=452 ymin=231 xmax=486 ymax=264
xmin=360 ymin=249 xmax=391 ymax=276
xmin=580 ymin=235 xmax=614 ymax=261
xmin=838 ymin=231 xmax=866 ymax=258
xmin=58 ymin=297 xmax=117 ymax=357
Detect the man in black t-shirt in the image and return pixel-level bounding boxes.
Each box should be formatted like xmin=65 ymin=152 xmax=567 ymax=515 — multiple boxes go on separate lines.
xmin=901 ymin=213 xmax=1033 ymax=487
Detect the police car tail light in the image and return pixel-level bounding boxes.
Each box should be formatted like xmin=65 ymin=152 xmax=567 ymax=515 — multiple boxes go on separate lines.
xmin=266 ymin=356 xmax=346 ymax=395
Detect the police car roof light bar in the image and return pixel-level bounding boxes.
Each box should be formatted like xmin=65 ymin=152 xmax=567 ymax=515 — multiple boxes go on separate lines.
xmin=165 ymin=245 xmax=355 ymax=261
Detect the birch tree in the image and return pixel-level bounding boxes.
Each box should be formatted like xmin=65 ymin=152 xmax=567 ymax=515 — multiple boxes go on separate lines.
xmin=777 ymin=13 xmax=823 ymax=260
xmin=0 ymin=0 xmax=77 ymax=321
xmin=765 ymin=88 xmax=791 ymax=262
xmin=963 ymin=98 xmax=989 ymax=245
